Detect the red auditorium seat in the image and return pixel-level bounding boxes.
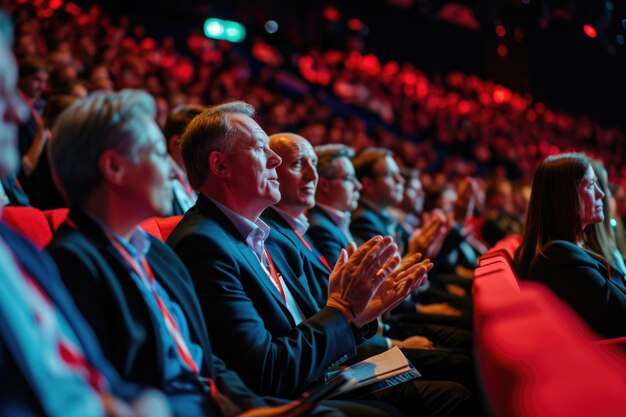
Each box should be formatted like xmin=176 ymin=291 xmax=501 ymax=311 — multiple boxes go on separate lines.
xmin=139 ymin=217 xmax=162 ymax=240
xmin=43 ymin=208 xmax=69 ymax=231
xmin=139 ymin=216 xmax=182 ymax=241
xmin=479 ymin=234 xmax=522 ymax=266
xmin=155 ymin=215 xmax=182 ymax=241
xmin=2 ymin=206 xmax=53 ymax=248
xmin=477 ymin=282 xmax=626 ymax=417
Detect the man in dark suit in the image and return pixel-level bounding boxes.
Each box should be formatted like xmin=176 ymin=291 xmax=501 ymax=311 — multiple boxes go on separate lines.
xmin=0 ymin=19 xmax=169 ymax=417
xmin=168 ymin=102 xmax=473 ymax=417
xmin=308 ymin=144 xmax=360 ymax=267
xmin=265 ymin=133 xmax=476 ymax=389
xmin=351 ymin=148 xmax=473 ymax=326
xmin=44 ymin=91 xmax=348 ymax=417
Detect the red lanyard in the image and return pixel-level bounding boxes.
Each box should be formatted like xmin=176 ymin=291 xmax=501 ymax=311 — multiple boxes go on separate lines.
xmin=262 ymin=248 xmax=286 ymax=303
xmin=66 ymin=217 xmax=221 ymax=401
xmin=293 ymin=230 xmax=332 ymax=273
xmin=19 ymin=265 xmax=108 ymax=393
xmin=108 ymin=237 xmax=200 ymax=375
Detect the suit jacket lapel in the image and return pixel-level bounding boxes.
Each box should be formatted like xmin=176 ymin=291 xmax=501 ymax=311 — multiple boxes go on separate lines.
xmin=197 ymin=195 xmax=296 ymax=317
xmin=311 ymin=206 xmax=350 ymax=249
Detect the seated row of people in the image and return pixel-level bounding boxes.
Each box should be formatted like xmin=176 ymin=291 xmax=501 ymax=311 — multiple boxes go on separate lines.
xmin=0 ymin=19 xmax=477 ymax=417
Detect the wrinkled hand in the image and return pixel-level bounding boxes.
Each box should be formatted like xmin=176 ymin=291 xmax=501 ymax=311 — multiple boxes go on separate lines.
xmin=237 ymin=400 xmax=314 ymax=417
xmin=353 ymin=252 xmax=434 ymax=328
xmin=392 ymin=335 xmax=435 ymax=350
xmin=416 ymin=302 xmax=462 ymax=317
xmin=326 ymin=236 xmax=399 ymax=323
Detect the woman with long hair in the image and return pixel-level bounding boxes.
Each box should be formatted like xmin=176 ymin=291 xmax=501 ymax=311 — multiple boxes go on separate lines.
xmin=586 ymin=159 xmax=626 ymax=276
xmin=514 ymin=153 xmax=626 ymax=338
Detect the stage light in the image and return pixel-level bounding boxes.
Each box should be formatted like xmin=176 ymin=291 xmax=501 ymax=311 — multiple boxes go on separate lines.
xmin=204 ymin=18 xmax=246 ymax=43
xmin=583 ymin=24 xmax=597 ymax=39
xmin=497 ymin=45 xmax=508 ymax=57
xmin=264 ymin=20 xmax=278 ymax=34
xmin=622 ymin=19 xmax=626 ymax=29
xmin=617 ymin=34 xmax=625 ymax=45
xmin=496 ymin=25 xmax=506 ymax=37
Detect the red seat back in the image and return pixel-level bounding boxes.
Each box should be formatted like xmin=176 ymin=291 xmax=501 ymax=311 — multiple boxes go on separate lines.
xmin=2 ymin=206 xmax=53 ymax=248
xmin=156 ymin=215 xmax=182 ymax=241
xmin=139 ymin=217 xmax=162 ymax=240
xmin=43 ymin=208 xmax=69 ymax=231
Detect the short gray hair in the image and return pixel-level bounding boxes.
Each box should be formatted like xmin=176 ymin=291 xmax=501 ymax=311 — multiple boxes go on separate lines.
xmin=314 ymin=144 xmax=355 ymax=178
xmin=49 ymin=89 xmax=157 ymax=206
xmin=180 ymin=100 xmax=255 ymax=189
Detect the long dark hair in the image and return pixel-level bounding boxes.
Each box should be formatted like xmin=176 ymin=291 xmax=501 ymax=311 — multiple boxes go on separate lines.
xmin=514 ymin=153 xmax=590 ymax=279
xmin=586 ymin=160 xmax=624 ymax=274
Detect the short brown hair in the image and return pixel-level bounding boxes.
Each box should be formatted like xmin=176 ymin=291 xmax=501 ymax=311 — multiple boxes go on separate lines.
xmin=180 ymin=101 xmax=255 ymax=189
xmin=352 ymin=147 xmax=392 ymax=180
xmin=314 ymin=144 xmax=355 ymax=178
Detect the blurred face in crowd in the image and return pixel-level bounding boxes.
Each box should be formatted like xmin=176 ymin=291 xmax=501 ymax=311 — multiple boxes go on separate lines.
xmin=403 ymin=177 xmax=425 ymax=214
xmin=363 ymin=155 xmax=404 ymax=209
xmin=221 ymin=114 xmax=282 ymax=215
xmin=578 ymin=166 xmax=605 ymax=229
xmin=118 ymin=118 xmax=174 ymax=218
xmin=0 ymin=32 xmax=29 ymax=177
xmin=20 ymin=68 xmax=48 ymax=100
xmin=319 ymin=156 xmax=362 ymax=212
xmin=273 ymin=134 xmax=318 ymax=214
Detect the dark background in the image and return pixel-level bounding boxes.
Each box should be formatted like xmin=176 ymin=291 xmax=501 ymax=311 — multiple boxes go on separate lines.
xmin=81 ymin=0 xmax=626 ymax=128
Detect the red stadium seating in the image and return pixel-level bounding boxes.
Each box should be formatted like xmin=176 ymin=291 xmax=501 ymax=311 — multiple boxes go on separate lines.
xmin=139 ymin=217 xmax=162 ymax=240
xmin=155 ymin=215 xmax=182 ymax=241
xmin=2 ymin=206 xmax=53 ymax=248
xmin=474 ymin=236 xmax=626 ymax=416
xmin=477 ymin=283 xmax=626 ymax=417
xmin=43 ymin=208 xmax=69 ymax=231
xmin=139 ymin=216 xmax=183 ymax=241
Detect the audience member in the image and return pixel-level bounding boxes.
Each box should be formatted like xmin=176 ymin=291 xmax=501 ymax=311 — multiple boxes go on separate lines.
xmin=308 ymin=144 xmax=361 ymax=266
xmin=0 ymin=13 xmax=172 ymax=417
xmin=163 ymin=104 xmax=204 ymax=215
xmin=515 ymin=153 xmax=626 ymax=338
xmin=167 ymin=101 xmax=475 ymax=417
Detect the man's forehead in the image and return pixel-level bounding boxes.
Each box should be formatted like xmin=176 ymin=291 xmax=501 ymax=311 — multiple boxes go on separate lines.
xmin=231 ymin=113 xmax=267 ymax=140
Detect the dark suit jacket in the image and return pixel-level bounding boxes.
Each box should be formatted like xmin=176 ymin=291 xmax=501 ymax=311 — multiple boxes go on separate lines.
xmin=307 ymin=206 xmax=350 ymax=267
xmin=261 ymin=207 xmax=330 ymax=308
xmin=1 ymin=176 xmax=30 ymax=207
xmin=0 ymin=222 xmax=138 ymax=416
xmin=527 ymin=240 xmax=626 ymax=338
xmin=46 ymin=209 xmax=265 ymax=412
xmin=167 ymin=194 xmax=372 ymax=398
xmin=351 ymin=202 xmax=410 ymax=255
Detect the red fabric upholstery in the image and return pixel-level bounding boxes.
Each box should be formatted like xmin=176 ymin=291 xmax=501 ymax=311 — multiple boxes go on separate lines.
xmin=155 ymin=215 xmax=182 ymax=241
xmin=478 ymin=282 xmax=626 ymax=417
xmin=479 ymin=234 xmax=521 ymax=266
xmin=43 ymin=208 xmax=69 ymax=231
xmin=139 ymin=217 xmax=162 ymax=241
xmin=2 ymin=206 xmax=53 ymax=248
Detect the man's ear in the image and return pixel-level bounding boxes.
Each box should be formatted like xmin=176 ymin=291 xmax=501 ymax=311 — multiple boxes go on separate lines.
xmin=208 ymin=150 xmax=230 ymax=178
xmin=99 ymin=150 xmax=127 ymax=185
xmin=168 ymin=135 xmax=180 ymax=155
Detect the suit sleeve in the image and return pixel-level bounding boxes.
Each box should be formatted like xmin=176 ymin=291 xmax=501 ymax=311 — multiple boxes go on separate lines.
xmin=46 ymin=243 xmax=117 ymax=358
xmin=154 ymin=242 xmax=268 ymax=409
xmin=349 ymin=215 xmax=382 ymax=247
xmin=171 ymin=232 xmax=359 ymax=398
xmin=307 ymin=224 xmax=344 ymax=267
xmin=534 ymin=242 xmax=626 ymax=338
